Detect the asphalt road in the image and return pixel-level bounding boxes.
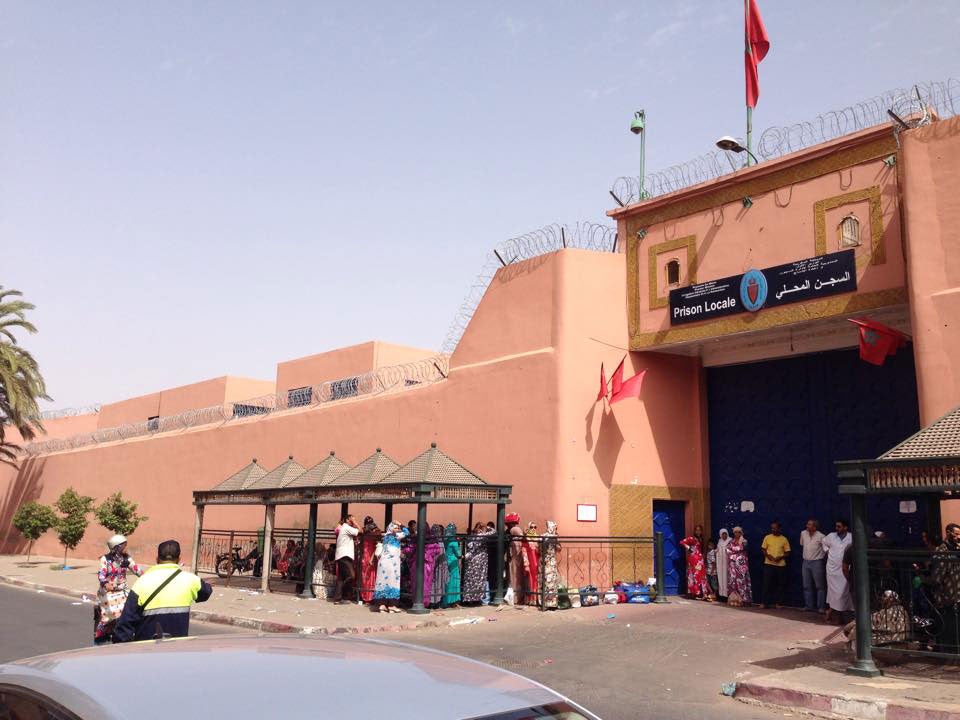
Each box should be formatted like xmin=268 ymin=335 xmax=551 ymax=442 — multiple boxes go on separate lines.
xmin=403 ymin=609 xmax=786 ymax=720
xmin=0 ymin=586 xmax=782 ymax=720
xmin=0 ymin=584 xmax=247 ymax=663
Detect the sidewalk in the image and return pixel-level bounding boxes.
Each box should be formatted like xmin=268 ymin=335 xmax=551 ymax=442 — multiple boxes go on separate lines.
xmin=0 ymin=554 xmax=519 ymax=635
xmin=733 ymin=633 xmax=960 ymax=720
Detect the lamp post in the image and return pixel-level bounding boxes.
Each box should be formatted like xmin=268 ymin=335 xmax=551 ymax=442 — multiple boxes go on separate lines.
xmin=630 ymin=110 xmax=648 ymax=200
xmin=716 ymin=135 xmax=758 ymax=167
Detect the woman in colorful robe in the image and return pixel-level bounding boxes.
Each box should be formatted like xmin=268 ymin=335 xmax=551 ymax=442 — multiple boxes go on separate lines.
xmin=716 ymin=528 xmax=731 ymax=599
xmin=506 ymin=513 xmax=525 ymax=604
xmin=428 ymin=524 xmax=448 ymax=607
xmin=679 ymin=534 xmax=713 ymax=600
xmin=403 ymin=524 xmax=444 ymax=606
xmin=462 ymin=523 xmax=493 ymax=603
xmin=541 ymin=521 xmax=561 ymax=609
xmin=373 ymin=522 xmax=408 ymax=613
xmin=95 ymin=535 xmax=143 ymax=644
xmin=359 ymin=516 xmax=382 ymax=603
xmin=725 ymin=526 xmax=753 ymax=605
xmin=522 ymin=521 xmax=541 ymax=605
xmin=444 ymin=523 xmax=462 ymax=607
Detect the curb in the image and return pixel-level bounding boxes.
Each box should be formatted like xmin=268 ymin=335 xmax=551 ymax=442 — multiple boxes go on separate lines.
xmin=735 ymin=681 xmax=960 ymax=720
xmin=0 ymin=574 xmax=470 ymax=637
xmin=0 ymin=575 xmax=89 ymax=600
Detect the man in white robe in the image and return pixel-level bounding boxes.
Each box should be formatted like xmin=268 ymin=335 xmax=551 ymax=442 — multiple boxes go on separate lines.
xmin=822 ymin=518 xmax=853 ymax=623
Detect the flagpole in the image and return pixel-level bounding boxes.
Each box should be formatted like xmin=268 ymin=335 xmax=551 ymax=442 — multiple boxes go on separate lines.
xmin=745 ymin=0 xmax=753 ymax=167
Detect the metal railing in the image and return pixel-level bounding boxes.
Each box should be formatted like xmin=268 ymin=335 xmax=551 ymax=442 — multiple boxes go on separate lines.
xmin=196 ymin=527 xmax=335 ymax=580
xmin=864 ymin=547 xmax=960 ymax=660
xmin=307 ymin=531 xmax=665 ymax=610
xmin=25 ymin=355 xmax=449 ymax=457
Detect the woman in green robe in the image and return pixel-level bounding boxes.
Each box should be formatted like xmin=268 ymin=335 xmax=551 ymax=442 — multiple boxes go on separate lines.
xmin=444 ymin=523 xmax=462 ymax=607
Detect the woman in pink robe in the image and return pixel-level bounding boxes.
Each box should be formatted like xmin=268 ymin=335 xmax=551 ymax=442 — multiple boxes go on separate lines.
xmin=404 ymin=523 xmax=444 ymax=604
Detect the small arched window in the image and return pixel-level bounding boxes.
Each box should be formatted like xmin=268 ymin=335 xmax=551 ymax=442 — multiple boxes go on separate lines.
xmin=666 ymin=259 xmax=681 ymax=286
xmin=839 ymin=214 xmax=861 ymax=249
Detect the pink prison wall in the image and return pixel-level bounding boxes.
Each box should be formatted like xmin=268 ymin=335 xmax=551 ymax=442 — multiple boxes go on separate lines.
xmin=1 ymin=249 xmax=702 ymax=561
xmin=900 ymin=115 xmax=960 ymax=526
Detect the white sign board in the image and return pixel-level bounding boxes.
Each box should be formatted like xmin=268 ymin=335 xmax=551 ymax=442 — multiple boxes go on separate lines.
xmin=577 ymin=504 xmax=598 ymax=522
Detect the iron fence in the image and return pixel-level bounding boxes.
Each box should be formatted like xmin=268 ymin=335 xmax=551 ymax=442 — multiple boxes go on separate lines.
xmin=197 ymin=527 xmax=335 ymax=582
xmin=864 ymin=547 xmax=960 ymax=659
xmin=309 ymin=531 xmax=665 ymax=610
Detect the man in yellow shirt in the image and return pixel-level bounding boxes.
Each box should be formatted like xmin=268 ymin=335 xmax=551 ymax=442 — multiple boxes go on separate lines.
xmin=760 ymin=520 xmax=791 ymax=609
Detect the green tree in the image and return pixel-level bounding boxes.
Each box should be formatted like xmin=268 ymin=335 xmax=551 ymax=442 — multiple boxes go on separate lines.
xmin=94 ymin=492 xmax=148 ymax=536
xmin=0 ymin=287 xmax=50 ymax=467
xmin=11 ymin=501 xmax=57 ymax=561
xmin=54 ymin=487 xmax=94 ymax=568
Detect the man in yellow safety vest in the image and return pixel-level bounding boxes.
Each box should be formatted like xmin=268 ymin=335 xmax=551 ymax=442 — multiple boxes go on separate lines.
xmin=113 ymin=540 xmax=212 ymax=643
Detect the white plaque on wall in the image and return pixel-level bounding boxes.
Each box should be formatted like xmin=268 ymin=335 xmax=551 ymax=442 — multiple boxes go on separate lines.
xmin=577 ymin=504 xmax=598 ymax=522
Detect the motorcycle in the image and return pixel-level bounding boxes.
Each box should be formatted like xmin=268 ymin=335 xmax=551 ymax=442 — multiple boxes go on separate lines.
xmin=215 ymin=545 xmax=259 ymax=579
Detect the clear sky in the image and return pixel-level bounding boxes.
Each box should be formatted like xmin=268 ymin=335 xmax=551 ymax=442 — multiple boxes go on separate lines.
xmin=2 ymin=1 xmax=957 ymax=409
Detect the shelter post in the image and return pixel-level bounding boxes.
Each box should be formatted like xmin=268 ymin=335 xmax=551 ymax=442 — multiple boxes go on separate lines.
xmin=848 ymin=487 xmax=880 ymax=676
xmin=261 ymin=504 xmax=275 ymax=594
xmin=300 ymin=503 xmax=318 ymax=599
xmin=340 ymin=502 xmax=349 ymax=520
xmin=384 ymin=503 xmax=393 ymax=527
xmin=411 ymin=501 xmax=428 ymax=614
xmin=467 ymin=503 xmax=474 ymax=532
xmin=190 ymin=503 xmax=204 ymax=574
xmin=493 ymin=501 xmax=506 ymax=605
xmin=927 ymin=496 xmax=943 ymax=541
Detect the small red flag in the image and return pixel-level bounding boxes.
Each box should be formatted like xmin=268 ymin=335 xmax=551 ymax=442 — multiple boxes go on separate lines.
xmin=611 ymin=370 xmax=646 ymax=404
xmin=610 ymin=358 xmax=625 ymax=397
xmin=597 ymin=363 xmax=608 ymax=401
xmin=745 ymin=0 xmax=770 ymax=109
xmin=848 ymin=318 xmax=908 ymax=366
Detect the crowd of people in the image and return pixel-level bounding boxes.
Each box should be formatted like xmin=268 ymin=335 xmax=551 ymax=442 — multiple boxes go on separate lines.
xmin=90 ymin=517 xmax=960 ymax=655
xmin=678 ymin=518 xmax=862 ymax=621
xmin=310 ymin=512 xmax=561 ymax=611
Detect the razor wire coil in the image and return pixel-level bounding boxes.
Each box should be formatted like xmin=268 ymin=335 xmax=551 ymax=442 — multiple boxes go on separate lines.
xmin=611 ymin=79 xmax=959 ymax=206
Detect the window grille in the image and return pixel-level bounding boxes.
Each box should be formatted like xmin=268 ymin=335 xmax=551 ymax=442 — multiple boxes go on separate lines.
xmin=287 ymin=386 xmax=312 ymax=408
xmin=839 ymin=214 xmax=861 ymax=248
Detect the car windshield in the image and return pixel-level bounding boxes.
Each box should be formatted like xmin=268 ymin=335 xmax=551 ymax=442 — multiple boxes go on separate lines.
xmin=468 ymin=702 xmax=593 ymax=720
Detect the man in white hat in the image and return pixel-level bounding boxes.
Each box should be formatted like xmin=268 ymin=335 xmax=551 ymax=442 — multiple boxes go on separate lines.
xmin=95 ymin=534 xmax=143 ymax=645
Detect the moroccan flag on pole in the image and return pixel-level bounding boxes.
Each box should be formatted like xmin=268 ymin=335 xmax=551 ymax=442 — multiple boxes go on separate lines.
xmin=848 ymin=318 xmax=909 ymax=366
xmin=745 ymin=0 xmax=770 ymax=108
xmin=610 ymin=358 xmax=625 ymax=397
xmin=611 ymin=370 xmax=647 ymax=404
xmin=597 ymin=363 xmax=609 ymax=401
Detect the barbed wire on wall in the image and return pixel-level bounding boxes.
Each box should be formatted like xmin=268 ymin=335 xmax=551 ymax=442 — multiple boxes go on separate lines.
xmin=611 ymin=78 xmax=960 ymax=206
xmin=39 ymin=404 xmax=102 ymax=420
xmin=23 ymin=354 xmax=451 ymax=457
xmin=439 ymin=222 xmax=618 ymax=355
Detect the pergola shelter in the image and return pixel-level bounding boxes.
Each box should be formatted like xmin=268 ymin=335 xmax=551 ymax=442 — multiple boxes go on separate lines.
xmin=836 ymin=404 xmax=960 ymax=676
xmin=192 ymin=443 xmax=512 ymax=613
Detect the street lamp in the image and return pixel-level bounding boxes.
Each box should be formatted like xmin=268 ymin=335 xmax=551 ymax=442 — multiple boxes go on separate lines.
xmin=630 ymin=110 xmax=648 ymax=200
xmin=715 ymin=135 xmax=759 ymax=167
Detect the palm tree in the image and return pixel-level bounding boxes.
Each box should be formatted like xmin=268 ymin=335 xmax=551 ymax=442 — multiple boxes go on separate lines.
xmin=0 ymin=287 xmax=49 ymax=466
